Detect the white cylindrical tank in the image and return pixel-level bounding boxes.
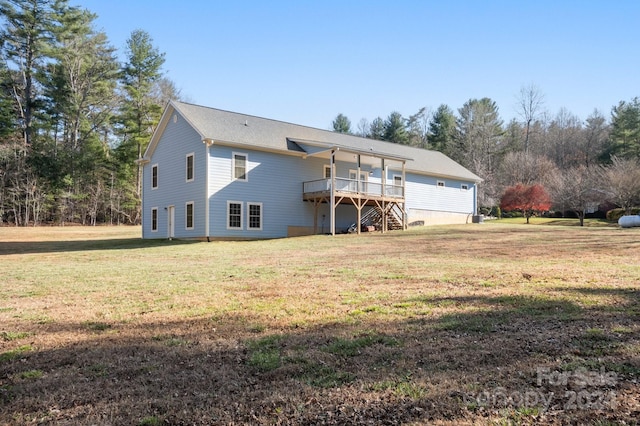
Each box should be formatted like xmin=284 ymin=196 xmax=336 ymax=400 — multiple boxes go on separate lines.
xmin=618 ymin=215 xmax=640 ymax=228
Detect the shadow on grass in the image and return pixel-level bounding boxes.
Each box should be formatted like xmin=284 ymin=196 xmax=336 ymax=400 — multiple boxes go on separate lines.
xmin=555 ymin=285 xmax=640 ymax=301
xmin=1 ymin=292 xmax=638 ymax=425
xmin=0 ymin=238 xmax=199 ymax=256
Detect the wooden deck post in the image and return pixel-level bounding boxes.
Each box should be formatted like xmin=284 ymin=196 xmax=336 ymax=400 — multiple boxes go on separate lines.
xmin=330 ymin=149 xmax=336 ymax=236
xmin=313 ymin=199 xmax=319 ymax=234
xmin=381 ymin=158 xmax=386 ymax=233
xmin=357 ymin=154 xmax=361 ymax=235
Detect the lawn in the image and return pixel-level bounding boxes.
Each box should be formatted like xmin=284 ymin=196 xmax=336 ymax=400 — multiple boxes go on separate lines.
xmin=495 ymin=217 xmax=613 ymax=227
xmin=0 ymin=223 xmax=638 ymax=425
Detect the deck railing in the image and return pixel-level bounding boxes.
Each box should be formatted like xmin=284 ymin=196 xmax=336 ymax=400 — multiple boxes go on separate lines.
xmin=303 ymin=178 xmax=404 ymax=199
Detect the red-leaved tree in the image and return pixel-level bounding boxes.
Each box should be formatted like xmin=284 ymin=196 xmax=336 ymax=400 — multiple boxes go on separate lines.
xmin=500 ymin=184 xmax=552 ymax=223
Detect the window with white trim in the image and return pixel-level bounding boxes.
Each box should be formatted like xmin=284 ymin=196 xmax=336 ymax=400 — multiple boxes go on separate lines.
xmin=186 ymin=153 xmax=194 ymax=182
xmin=186 ymin=201 xmax=194 ymax=229
xmin=227 ymin=201 xmax=242 ymax=229
xmin=152 ymin=164 xmax=158 ymax=189
xmin=437 ymin=180 xmax=445 ymax=188
xmin=247 ymin=202 xmax=263 ymax=230
xmin=233 ymin=153 xmax=247 ymax=181
xmin=323 ymin=165 xmax=331 ymax=179
xmin=151 ymin=207 xmax=158 ymax=232
xmin=461 ymin=184 xmax=469 ymax=190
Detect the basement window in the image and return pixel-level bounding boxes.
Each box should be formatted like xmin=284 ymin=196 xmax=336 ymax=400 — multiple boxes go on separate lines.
xmin=151 ymin=207 xmax=158 ymax=232
xmin=186 ymin=202 xmax=194 ymax=230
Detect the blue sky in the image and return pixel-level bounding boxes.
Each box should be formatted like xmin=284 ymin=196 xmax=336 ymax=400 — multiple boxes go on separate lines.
xmin=76 ymin=0 xmax=640 ymax=130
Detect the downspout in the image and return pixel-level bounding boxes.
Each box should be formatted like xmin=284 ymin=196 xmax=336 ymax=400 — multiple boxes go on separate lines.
xmin=474 ymin=182 xmax=478 ymax=216
xmin=204 ymin=139 xmax=212 ymax=241
xmin=140 ymin=163 xmax=145 ymax=238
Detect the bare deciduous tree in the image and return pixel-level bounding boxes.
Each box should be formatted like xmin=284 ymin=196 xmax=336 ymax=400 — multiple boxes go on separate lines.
xmin=499 ymin=151 xmax=557 ymax=188
xmin=151 ymin=76 xmax=183 ymax=107
xmin=546 ymin=108 xmax=583 ymax=168
xmin=549 ymin=165 xmax=602 ymax=226
xmin=516 ymin=83 xmax=545 ymax=154
xmin=599 ymin=156 xmax=640 ymax=214
xmin=406 ymin=106 xmax=430 ymax=148
xmin=356 ymin=118 xmax=369 ymax=138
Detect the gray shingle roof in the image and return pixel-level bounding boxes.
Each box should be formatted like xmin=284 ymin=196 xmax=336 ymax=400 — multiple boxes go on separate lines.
xmin=152 ymin=101 xmax=482 ymax=182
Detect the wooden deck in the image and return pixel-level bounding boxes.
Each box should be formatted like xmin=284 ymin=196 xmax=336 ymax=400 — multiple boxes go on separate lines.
xmin=302 ymin=178 xmax=404 ymax=203
xmin=302 ymin=178 xmax=406 ymax=234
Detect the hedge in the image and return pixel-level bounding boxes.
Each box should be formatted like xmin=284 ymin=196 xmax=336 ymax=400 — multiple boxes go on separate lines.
xmin=606 ymin=208 xmax=640 ymax=222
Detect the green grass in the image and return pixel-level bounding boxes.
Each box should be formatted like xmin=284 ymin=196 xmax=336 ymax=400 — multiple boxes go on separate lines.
xmin=246 ymin=334 xmax=286 ymax=372
xmin=84 ymin=321 xmax=112 ymax=332
xmin=0 ymin=345 xmax=33 ymax=363
xmin=371 ymin=375 xmax=427 ymax=399
xmin=17 ymin=370 xmax=43 ymax=380
xmin=244 ymin=334 xmax=361 ymax=386
xmin=322 ymin=332 xmax=399 ymax=357
xmin=138 ymin=416 xmax=162 ymax=426
xmin=298 ymin=364 xmax=357 ymax=388
xmin=152 ymin=335 xmax=191 ymax=347
xmin=84 ymin=363 xmax=109 ymax=378
xmin=436 ymin=313 xmax=497 ymax=333
xmin=0 ymin=331 xmax=31 ymax=341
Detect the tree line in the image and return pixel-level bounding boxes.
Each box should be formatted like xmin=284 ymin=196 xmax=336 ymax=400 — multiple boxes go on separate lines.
xmin=0 ymin=0 xmax=180 ymax=226
xmin=332 ymin=86 xmax=640 ymax=223
xmin=2 ymin=1 xmax=639 ymax=227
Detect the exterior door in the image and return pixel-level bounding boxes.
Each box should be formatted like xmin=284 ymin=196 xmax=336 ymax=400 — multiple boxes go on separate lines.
xmin=167 ymin=205 xmax=175 ymax=239
xmin=349 ymin=170 xmax=368 ymax=193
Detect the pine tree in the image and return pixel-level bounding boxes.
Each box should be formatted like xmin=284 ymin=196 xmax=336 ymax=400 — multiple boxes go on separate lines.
xmin=427 ymin=104 xmax=456 ymax=154
xmin=383 ymin=111 xmax=408 ymax=144
xmin=608 ymin=98 xmax=640 ymax=160
xmin=115 ymin=29 xmax=165 ymax=223
xmin=0 ymin=0 xmax=58 ymax=145
xmin=331 ymin=113 xmax=352 ymax=134
xmin=369 ymin=117 xmax=385 ymax=140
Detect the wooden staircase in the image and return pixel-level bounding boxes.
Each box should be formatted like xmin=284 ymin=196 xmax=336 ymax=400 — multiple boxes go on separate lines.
xmin=361 ymin=205 xmax=404 ymax=231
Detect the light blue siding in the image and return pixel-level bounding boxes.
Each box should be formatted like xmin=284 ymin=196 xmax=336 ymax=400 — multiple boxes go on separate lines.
xmin=404 ymin=173 xmax=475 ymax=214
xmin=142 ymin=114 xmax=207 ymax=239
xmin=208 ymin=145 xmax=345 ymax=238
